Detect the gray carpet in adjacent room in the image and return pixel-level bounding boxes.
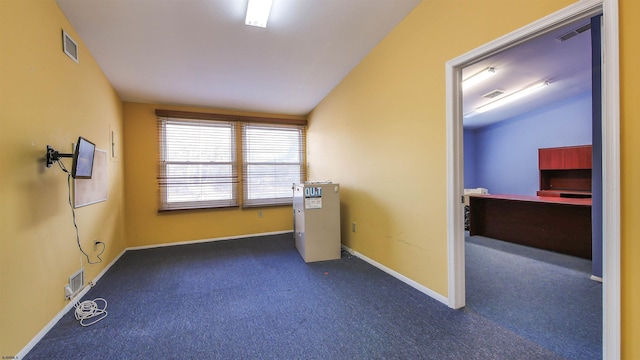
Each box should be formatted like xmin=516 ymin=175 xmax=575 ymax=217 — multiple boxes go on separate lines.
xmin=465 ymin=234 xmax=602 ymax=359
xmin=25 ymin=233 xmax=598 ymax=359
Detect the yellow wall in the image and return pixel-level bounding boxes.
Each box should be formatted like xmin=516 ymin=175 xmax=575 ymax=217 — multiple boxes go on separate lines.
xmin=122 ymin=102 xmax=305 ymax=248
xmin=3 ymin=0 xmax=640 ymax=357
xmin=309 ymin=0 xmax=640 ymax=356
xmin=620 ymin=0 xmax=640 ymax=358
xmin=0 ymin=0 xmax=126 ymax=355
xmin=308 ymin=0 xmax=577 ymax=297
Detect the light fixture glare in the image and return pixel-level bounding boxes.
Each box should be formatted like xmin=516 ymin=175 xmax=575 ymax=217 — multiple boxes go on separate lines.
xmin=462 ymin=67 xmax=496 ymax=90
xmin=245 ymin=0 xmax=273 ymax=28
xmin=475 ymin=81 xmax=549 ymax=114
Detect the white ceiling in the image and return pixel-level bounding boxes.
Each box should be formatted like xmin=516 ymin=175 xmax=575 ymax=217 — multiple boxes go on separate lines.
xmin=462 ymin=18 xmax=593 ymax=129
xmin=55 ymin=0 xmax=421 ymax=116
xmin=56 ymin=0 xmax=593 ymax=125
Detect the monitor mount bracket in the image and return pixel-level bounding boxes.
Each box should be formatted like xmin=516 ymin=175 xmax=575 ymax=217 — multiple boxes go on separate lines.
xmin=46 ymin=145 xmax=72 ymax=168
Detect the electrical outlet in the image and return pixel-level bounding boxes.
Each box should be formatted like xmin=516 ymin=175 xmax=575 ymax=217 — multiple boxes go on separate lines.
xmin=258 ymin=210 xmax=263 ymax=218
xmin=351 ymin=222 xmax=357 ymax=233
xmin=64 ymin=285 xmax=73 ymax=299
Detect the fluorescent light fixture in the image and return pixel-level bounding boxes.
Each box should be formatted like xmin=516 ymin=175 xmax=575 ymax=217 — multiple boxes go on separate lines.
xmin=474 ymin=81 xmax=550 ymax=114
xmin=462 ymin=67 xmax=496 ymax=90
xmin=245 ymin=0 xmax=273 ymax=28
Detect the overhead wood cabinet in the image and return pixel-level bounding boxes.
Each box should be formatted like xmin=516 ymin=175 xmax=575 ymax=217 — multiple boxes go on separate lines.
xmin=539 ymin=145 xmax=592 ymax=170
xmin=538 ymin=145 xmax=592 ymax=198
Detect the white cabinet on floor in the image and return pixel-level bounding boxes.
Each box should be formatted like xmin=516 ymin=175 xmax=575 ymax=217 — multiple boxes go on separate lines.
xmin=293 ymin=182 xmax=341 ymax=263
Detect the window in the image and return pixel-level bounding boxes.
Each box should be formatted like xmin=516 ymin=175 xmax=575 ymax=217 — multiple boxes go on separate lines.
xmin=242 ymin=123 xmax=306 ymax=207
xmin=156 ymin=110 xmax=306 ymax=211
xmin=158 ymin=117 xmax=237 ymax=210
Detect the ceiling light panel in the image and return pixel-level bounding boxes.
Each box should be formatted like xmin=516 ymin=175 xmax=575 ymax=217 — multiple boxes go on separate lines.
xmin=245 ymin=0 xmax=273 ymax=28
xmin=462 ymin=67 xmax=497 ymax=90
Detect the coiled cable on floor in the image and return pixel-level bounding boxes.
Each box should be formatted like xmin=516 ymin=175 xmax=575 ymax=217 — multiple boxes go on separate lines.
xmin=74 ymin=298 xmax=108 ymax=327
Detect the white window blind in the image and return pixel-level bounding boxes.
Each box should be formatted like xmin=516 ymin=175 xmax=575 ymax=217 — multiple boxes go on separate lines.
xmin=242 ymin=123 xmax=306 ymax=207
xmin=158 ymin=117 xmax=238 ymax=210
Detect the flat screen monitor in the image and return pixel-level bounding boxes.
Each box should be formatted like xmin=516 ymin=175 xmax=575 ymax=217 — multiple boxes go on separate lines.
xmin=72 ymin=137 xmax=96 ymax=179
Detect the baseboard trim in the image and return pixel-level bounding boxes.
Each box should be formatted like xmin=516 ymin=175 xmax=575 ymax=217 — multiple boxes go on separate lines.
xmin=342 ymin=245 xmax=449 ymax=306
xmin=126 ymin=230 xmax=293 ymax=251
xmin=17 ymin=248 xmax=127 ymax=359
xmin=18 ymin=231 xmax=292 ymax=358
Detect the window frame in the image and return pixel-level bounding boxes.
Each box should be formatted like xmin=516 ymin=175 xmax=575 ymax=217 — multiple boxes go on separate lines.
xmin=241 ymin=122 xmax=306 ymax=208
xmin=158 ymin=117 xmax=238 ymax=211
xmin=155 ymin=109 xmax=307 ymax=211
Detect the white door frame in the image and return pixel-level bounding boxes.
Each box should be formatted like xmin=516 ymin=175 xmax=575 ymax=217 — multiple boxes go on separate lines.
xmin=445 ymin=0 xmax=619 ymax=358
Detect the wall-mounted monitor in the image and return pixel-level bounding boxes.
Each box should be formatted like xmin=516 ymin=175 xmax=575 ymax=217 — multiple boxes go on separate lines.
xmin=71 ymin=137 xmax=95 ymax=179
xmin=46 ymin=136 xmax=96 ymax=179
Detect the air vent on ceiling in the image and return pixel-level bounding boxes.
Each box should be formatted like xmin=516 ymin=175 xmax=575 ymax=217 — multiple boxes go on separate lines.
xmin=556 ymin=23 xmax=591 ymax=43
xmin=482 ymin=89 xmax=505 ymax=99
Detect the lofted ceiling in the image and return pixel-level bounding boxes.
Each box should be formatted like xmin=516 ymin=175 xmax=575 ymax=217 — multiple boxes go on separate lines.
xmin=55 ymin=0 xmax=421 ymax=116
xmin=56 ymin=1 xmax=593 ymax=125
xmin=462 ymin=18 xmax=593 ymax=129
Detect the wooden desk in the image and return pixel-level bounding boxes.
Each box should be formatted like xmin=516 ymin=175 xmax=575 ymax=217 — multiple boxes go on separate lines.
xmin=469 ymin=194 xmax=592 ymax=259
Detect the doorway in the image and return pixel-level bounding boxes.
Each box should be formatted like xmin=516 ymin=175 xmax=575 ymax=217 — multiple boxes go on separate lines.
xmin=445 ymin=0 xmax=620 ymax=358
xmin=460 ymin=16 xmax=601 ymax=359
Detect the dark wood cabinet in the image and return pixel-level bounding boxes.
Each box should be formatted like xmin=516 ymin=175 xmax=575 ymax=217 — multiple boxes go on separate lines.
xmin=539 ymin=148 xmax=563 ymax=170
xmin=538 ymin=145 xmax=592 ymax=197
xmin=539 ymin=145 xmax=592 ymax=170
xmin=469 ymin=194 xmax=592 ymax=259
xmin=563 ymin=146 xmax=592 ymax=169
xmin=468 ymin=145 xmax=594 ymax=260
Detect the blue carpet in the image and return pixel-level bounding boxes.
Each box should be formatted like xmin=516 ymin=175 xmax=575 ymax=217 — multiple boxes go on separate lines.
xmin=466 ymin=235 xmax=602 ymax=359
xmin=27 ymin=234 xmax=568 ymax=359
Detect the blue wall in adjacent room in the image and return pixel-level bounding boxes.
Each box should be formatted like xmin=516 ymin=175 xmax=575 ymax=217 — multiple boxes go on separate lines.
xmin=464 ymin=91 xmax=592 ymax=196
xmin=463 ymin=128 xmax=478 ymax=188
